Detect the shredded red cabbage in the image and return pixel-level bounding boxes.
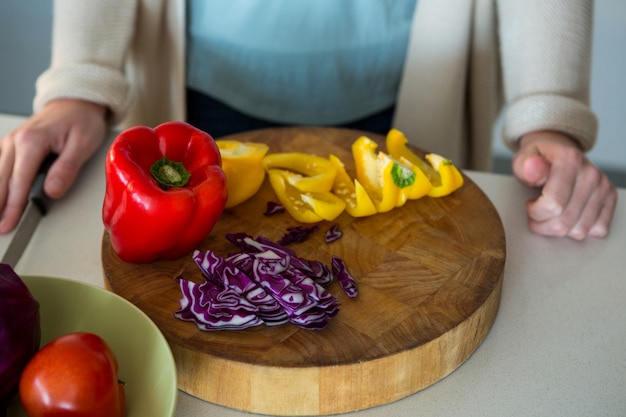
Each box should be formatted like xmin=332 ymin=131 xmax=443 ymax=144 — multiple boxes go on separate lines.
xmin=175 ymin=277 xmax=263 ymax=331
xmin=263 ymin=201 xmax=285 ymax=215
xmin=232 ymin=234 xmax=332 ymax=286
xmin=194 ymin=250 xmax=288 ymax=326
xmin=175 ymin=233 xmax=343 ymax=331
xmin=324 ymin=223 xmax=343 ymax=243
xmin=331 ymin=255 xmax=359 ymax=298
xmin=278 ymin=225 xmax=320 ymax=245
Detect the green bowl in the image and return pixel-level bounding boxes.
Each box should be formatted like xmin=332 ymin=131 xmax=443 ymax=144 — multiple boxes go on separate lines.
xmin=7 ymin=275 xmax=177 ymax=417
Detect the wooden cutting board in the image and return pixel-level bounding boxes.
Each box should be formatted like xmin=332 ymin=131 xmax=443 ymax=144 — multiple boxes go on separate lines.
xmin=102 ymin=127 xmax=506 ymax=416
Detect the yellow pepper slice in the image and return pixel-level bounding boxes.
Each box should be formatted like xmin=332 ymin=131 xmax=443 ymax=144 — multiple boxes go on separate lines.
xmin=267 ymin=169 xmax=346 ymax=223
xmin=385 ymin=128 xmax=441 ymax=187
xmin=216 ymin=140 xmax=269 ymax=208
xmin=262 ymin=152 xmax=336 ymax=192
xmin=328 ymin=154 xmax=377 ymax=217
xmin=351 ymin=136 xmax=404 ymax=213
xmin=425 ymin=153 xmax=464 ymax=197
xmin=395 ymin=156 xmax=432 ymax=205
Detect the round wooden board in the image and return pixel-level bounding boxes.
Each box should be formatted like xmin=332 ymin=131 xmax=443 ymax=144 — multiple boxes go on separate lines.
xmin=102 ymin=127 xmax=506 ymax=416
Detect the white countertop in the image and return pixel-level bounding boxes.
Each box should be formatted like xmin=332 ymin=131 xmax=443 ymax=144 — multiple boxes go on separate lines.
xmin=2 ymin=114 xmax=625 ymax=417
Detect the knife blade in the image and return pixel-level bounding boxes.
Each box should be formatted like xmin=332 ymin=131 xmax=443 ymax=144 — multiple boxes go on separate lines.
xmin=1 ymin=154 xmax=56 ymax=267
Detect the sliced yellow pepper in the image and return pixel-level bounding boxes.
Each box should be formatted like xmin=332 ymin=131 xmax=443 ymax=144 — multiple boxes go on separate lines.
xmin=385 ymin=128 xmax=441 ymax=187
xmin=395 ymin=156 xmax=432 ymax=205
xmin=267 ymin=169 xmax=346 ymax=223
xmin=351 ymin=136 xmax=404 ymax=213
xmin=216 ymin=140 xmax=269 ymax=208
xmin=328 ymin=154 xmax=377 ymax=217
xmin=425 ymin=153 xmax=464 ymax=197
xmin=262 ymin=152 xmax=336 ymax=192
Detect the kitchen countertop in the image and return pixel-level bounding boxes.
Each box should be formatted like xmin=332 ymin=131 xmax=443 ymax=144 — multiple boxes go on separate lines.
xmin=2 ymin=113 xmax=625 ymax=417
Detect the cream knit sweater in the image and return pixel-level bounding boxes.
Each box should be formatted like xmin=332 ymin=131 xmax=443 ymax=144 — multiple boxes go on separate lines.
xmin=34 ymin=0 xmax=597 ymax=171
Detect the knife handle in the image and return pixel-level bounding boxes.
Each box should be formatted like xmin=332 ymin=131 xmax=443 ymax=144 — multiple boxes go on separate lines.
xmin=30 ymin=154 xmax=57 ymax=216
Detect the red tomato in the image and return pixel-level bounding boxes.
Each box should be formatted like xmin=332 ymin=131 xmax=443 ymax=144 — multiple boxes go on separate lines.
xmin=19 ymin=332 xmax=126 ymax=417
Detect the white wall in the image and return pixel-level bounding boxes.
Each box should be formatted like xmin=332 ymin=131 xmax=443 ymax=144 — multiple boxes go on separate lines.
xmin=588 ymin=0 xmax=626 ymax=171
xmin=0 ymin=0 xmax=51 ymax=116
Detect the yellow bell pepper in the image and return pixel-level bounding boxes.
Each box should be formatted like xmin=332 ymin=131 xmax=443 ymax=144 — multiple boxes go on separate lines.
xmin=262 ymin=152 xmax=336 ymax=192
xmin=328 ymin=154 xmax=377 ymax=217
xmin=425 ymin=153 xmax=464 ymax=197
xmin=385 ymin=128 xmax=440 ymax=186
xmin=385 ymin=128 xmax=463 ymax=197
xmin=216 ymin=140 xmax=269 ymax=208
xmin=267 ymin=169 xmax=346 ymax=223
xmin=395 ymin=156 xmax=432 ymax=205
xmin=352 ymin=136 xmax=412 ymax=213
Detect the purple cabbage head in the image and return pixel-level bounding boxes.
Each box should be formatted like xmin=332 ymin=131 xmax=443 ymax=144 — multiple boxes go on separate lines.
xmin=0 ymin=264 xmax=41 ymax=412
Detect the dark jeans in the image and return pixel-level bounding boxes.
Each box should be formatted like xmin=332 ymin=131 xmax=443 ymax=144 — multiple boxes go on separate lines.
xmin=186 ymin=88 xmax=394 ymax=139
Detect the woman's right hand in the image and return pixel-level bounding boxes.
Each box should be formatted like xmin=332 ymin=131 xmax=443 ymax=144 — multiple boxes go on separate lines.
xmin=0 ymin=99 xmax=108 ymax=233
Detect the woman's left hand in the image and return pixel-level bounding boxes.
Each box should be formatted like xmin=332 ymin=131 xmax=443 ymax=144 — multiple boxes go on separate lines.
xmin=512 ymin=130 xmax=618 ymax=240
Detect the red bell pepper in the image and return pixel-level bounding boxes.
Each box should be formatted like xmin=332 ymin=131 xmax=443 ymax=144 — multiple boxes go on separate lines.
xmin=102 ymin=121 xmax=227 ymax=263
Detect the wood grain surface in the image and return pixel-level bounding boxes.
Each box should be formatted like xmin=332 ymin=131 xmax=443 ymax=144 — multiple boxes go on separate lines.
xmin=102 ymin=127 xmax=506 ymax=416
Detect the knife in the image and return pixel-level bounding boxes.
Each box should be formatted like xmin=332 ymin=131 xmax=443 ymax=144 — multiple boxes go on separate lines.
xmin=1 ymin=154 xmax=56 ymax=267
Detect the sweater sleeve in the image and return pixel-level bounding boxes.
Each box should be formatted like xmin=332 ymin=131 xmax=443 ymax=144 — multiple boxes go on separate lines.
xmin=498 ymin=0 xmax=597 ymax=152
xmin=33 ymin=0 xmax=138 ymax=125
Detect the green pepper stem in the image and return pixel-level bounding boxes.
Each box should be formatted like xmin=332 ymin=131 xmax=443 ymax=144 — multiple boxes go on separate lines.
xmin=391 ymin=162 xmax=416 ymax=188
xmin=150 ymin=157 xmax=191 ymax=188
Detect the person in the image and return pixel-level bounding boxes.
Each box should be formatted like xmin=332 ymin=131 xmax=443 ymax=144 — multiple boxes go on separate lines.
xmin=0 ymin=0 xmax=617 ymax=240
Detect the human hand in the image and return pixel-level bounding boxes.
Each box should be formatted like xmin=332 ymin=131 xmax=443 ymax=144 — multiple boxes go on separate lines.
xmin=512 ymin=130 xmax=618 ymax=240
xmin=0 ymin=99 xmax=107 ymax=233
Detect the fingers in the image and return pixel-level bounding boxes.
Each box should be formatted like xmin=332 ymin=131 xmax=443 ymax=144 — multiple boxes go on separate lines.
xmin=43 ymin=132 xmax=102 ymax=199
xmin=42 ymin=101 xmax=107 ymax=199
xmin=588 ymin=188 xmax=618 ymax=238
xmin=0 ymin=139 xmax=18 ymax=232
xmin=527 ymin=163 xmax=617 ymax=240
xmin=525 ymin=147 xmax=581 ymax=223
xmin=527 ymin=182 xmax=617 ymax=240
xmin=0 ymin=137 xmax=15 ymax=206
xmin=514 ymin=131 xmax=618 ymax=240
xmin=513 ymin=148 xmax=549 ymax=187
xmin=0 ymin=100 xmax=107 ymax=233
xmin=0 ymin=129 xmax=49 ymax=233
xmin=573 ymin=173 xmax=617 ymax=239
xmin=44 ymin=138 xmax=88 ymax=199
